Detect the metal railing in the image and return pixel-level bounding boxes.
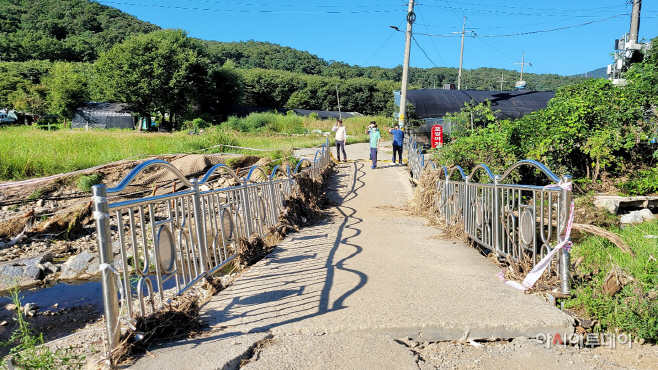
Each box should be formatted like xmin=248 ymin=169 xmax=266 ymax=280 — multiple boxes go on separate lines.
xmin=92 ymin=139 xmax=331 ymax=351
xmin=405 ymin=137 xmax=572 ymax=295
xmin=404 ymin=135 xmax=434 ymax=180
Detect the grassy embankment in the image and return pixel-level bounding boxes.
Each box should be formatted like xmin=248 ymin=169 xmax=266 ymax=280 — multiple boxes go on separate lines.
xmin=0 ymin=114 xmax=392 ymax=181
xmin=565 ymin=219 xmax=658 ymax=342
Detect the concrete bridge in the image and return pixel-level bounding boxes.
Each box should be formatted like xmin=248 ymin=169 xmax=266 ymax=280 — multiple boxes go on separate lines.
xmin=129 ymin=142 xmax=574 ymax=369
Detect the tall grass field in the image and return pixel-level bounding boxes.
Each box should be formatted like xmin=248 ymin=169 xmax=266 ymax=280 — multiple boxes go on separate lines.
xmin=0 ymin=114 xmax=393 ymax=181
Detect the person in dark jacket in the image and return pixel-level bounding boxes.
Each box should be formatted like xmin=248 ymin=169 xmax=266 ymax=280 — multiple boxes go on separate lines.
xmin=388 ymin=125 xmax=404 ymax=165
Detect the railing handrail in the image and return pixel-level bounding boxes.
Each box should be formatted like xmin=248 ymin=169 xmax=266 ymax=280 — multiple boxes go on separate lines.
xmin=404 ymin=136 xmax=571 ymax=297
xmin=199 ymin=163 xmax=242 ymax=185
xmin=499 ymin=159 xmax=561 ymax=184
xmin=468 ymin=164 xmax=495 ymax=183
xmin=93 ymin=138 xmax=331 ymax=355
xmin=106 ymin=159 xmax=194 ymax=194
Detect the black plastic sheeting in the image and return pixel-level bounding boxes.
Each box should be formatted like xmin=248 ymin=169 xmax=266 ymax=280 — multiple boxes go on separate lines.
xmin=71 ymin=103 xmax=135 ymax=129
xmin=406 ymin=90 xmax=555 ymax=120
xmin=232 ymin=106 xmax=361 ymax=119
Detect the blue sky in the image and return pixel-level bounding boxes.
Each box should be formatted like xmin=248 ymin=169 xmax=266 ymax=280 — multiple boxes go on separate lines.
xmin=97 ymin=0 xmax=658 ymax=76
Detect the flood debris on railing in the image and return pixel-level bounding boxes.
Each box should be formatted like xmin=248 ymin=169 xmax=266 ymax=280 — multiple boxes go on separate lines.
xmin=404 ymin=135 xmax=573 ymax=296
xmin=91 ymin=140 xmax=333 ymax=368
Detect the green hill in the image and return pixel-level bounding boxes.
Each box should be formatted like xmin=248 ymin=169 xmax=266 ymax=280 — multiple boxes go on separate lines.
xmin=0 ymin=0 xmax=160 ymax=62
xmin=0 ymin=0 xmax=586 ymax=91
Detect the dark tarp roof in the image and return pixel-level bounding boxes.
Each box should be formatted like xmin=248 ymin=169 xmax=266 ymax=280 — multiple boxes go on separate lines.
xmin=71 ymin=103 xmax=135 ymax=129
xmin=232 ymin=106 xmax=361 ymax=119
xmin=406 ymin=89 xmax=555 ymax=120
xmin=291 ymin=109 xmax=361 ymax=119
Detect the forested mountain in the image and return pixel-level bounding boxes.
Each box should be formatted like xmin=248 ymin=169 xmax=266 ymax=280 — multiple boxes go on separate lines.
xmin=0 ymin=0 xmax=585 ymax=91
xmin=0 ymin=0 xmax=592 ymax=125
xmin=204 ymin=40 xmax=586 ymax=91
xmin=0 ymin=0 xmax=160 ymax=62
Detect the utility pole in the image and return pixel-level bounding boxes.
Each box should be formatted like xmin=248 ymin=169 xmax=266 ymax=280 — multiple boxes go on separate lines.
xmin=497 ymin=73 xmax=507 ymax=91
xmin=629 ymin=0 xmax=642 ymax=44
xmin=452 ymin=17 xmax=475 ymax=90
xmin=398 ymin=0 xmax=415 ymax=129
xmin=514 ymin=52 xmax=532 ymax=81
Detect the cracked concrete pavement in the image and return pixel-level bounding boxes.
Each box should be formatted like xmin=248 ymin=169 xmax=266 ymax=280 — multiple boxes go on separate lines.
xmin=129 ymin=141 xmax=575 ymax=370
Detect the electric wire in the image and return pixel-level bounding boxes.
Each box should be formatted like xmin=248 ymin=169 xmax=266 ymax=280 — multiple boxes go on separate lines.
xmin=462 ymin=17 xmax=518 ymax=62
xmin=418 ymin=2 xmax=625 ymax=17
xmin=420 ymin=1 xmax=623 ymax=14
xmin=97 ymin=1 xmax=406 ymax=14
xmin=408 ymin=13 xmax=630 ymax=37
xmin=177 ymin=0 xmax=403 ymax=9
xmin=412 ymin=35 xmax=439 ymax=68
xmin=363 ymin=19 xmax=405 ymax=66
xmin=416 ymin=4 xmax=447 ymax=66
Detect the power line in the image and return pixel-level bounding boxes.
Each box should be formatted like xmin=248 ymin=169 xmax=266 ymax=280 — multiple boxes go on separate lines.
xmin=177 ymin=0 xmax=404 ymax=9
xmin=412 ymin=35 xmax=438 ymax=67
xmin=462 ymin=17 xmax=518 ymax=62
xmin=416 ymin=4 xmax=447 ymax=66
xmin=420 ymin=1 xmax=623 ymax=14
xmin=409 ymin=13 xmax=629 ymax=37
xmin=416 ymin=11 xmax=629 ymax=31
xmin=97 ymin=1 xmax=406 ymax=14
xmin=363 ymin=19 xmax=406 ymax=66
xmin=418 ymin=2 xmax=625 ymax=17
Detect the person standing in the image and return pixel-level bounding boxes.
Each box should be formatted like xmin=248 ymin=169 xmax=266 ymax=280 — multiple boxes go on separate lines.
xmin=368 ymin=122 xmax=381 ymax=169
xmin=388 ymin=124 xmax=404 ymax=165
xmin=332 ymin=119 xmax=347 ymax=162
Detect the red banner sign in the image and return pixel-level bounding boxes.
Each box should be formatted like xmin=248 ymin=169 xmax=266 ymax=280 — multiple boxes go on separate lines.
xmin=431 ymin=125 xmax=444 ymax=148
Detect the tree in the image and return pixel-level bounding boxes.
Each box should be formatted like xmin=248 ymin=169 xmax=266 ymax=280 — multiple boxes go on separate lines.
xmin=9 ymin=81 xmax=49 ymax=124
xmin=43 ymin=62 xmax=90 ymax=127
xmin=93 ymin=29 xmax=205 ymax=130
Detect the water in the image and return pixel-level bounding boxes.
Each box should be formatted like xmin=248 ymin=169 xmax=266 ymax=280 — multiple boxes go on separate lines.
xmin=0 ymin=280 xmax=105 ymax=312
xmin=0 ymin=275 xmax=178 ymax=314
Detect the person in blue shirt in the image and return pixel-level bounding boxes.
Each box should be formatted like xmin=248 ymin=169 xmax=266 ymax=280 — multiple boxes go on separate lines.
xmin=367 ymin=122 xmax=381 ymax=169
xmin=388 ymin=124 xmax=404 ymax=165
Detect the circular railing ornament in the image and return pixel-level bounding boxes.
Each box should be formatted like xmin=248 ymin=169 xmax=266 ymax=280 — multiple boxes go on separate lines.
xmin=520 ymin=209 xmax=535 ymax=246
xmin=475 ymin=199 xmax=483 ymax=227
xmin=221 ymin=208 xmax=234 ymax=241
xmin=156 ymin=226 xmax=176 ymax=275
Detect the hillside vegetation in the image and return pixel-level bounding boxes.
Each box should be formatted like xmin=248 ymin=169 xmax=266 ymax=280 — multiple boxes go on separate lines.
xmin=0 ymin=0 xmax=160 ymax=62
xmin=0 ymin=0 xmax=589 ymax=125
xmin=432 ymin=36 xmax=658 ymax=196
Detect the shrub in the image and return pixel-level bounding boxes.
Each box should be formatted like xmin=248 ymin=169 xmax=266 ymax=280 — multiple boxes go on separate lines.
xmin=76 ymin=173 xmax=104 ymax=192
xmin=619 ymin=167 xmax=658 ymax=195
xmin=183 ymin=118 xmax=211 ymax=132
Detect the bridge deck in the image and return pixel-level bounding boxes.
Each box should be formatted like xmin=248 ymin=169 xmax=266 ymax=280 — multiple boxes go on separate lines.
xmin=129 ymin=142 xmax=573 ymax=370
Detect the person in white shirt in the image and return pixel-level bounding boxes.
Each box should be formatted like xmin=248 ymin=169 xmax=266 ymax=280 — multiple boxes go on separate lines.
xmin=331 ymin=119 xmax=347 ymax=162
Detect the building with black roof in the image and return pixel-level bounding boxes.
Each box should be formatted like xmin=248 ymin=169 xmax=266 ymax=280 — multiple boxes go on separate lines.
xmin=71 ymin=103 xmax=136 ymax=129
xmin=395 ymin=89 xmax=555 ymax=147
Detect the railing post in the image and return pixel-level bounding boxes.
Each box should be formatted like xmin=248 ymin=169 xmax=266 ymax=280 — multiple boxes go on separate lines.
xmin=493 ymin=175 xmax=501 ymax=255
xmin=268 ymin=176 xmax=278 ymax=226
xmin=92 ymin=185 xmax=120 ymax=354
xmin=463 ymin=175 xmax=469 ymax=233
xmin=443 ymin=175 xmax=449 ymax=226
xmin=559 ymin=174 xmax=572 ymax=295
xmin=241 ymin=180 xmax=254 ymax=237
xmin=190 ymin=178 xmax=208 ymax=273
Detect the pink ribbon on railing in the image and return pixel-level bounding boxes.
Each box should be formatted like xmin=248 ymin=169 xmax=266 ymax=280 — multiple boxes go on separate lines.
xmin=496 ymin=181 xmax=575 ymax=291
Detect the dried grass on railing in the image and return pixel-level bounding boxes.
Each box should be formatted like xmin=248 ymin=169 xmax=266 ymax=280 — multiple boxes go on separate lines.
xmin=491 ymin=252 xmax=561 ymax=295
xmin=409 ymin=169 xmax=442 ymax=225
xmin=107 ymin=276 xmax=222 ymax=366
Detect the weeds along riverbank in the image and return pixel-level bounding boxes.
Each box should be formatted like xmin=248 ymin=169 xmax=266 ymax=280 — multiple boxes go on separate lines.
xmin=566 ymin=219 xmax=658 ymax=343
xmin=0 ymin=113 xmax=391 ymax=181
